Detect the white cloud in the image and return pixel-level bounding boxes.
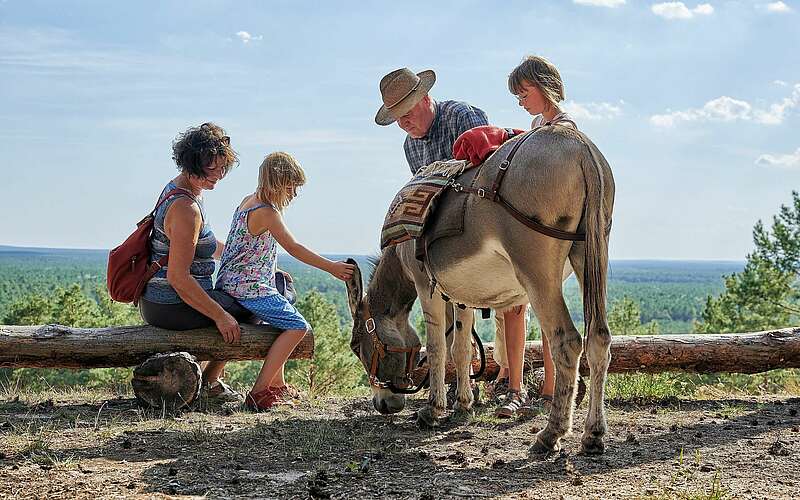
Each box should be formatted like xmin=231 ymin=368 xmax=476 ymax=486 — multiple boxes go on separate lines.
xmin=754 ymin=84 xmax=800 ymax=124
xmin=651 ymin=84 xmax=800 ymax=127
xmin=573 ymin=0 xmax=626 ymax=7
xmin=693 ymin=3 xmax=714 ymax=14
xmin=562 ymin=100 xmax=623 ymax=120
xmin=765 ymin=1 xmax=792 ymax=13
xmin=235 ymin=31 xmax=263 ymax=44
xmin=651 ymin=2 xmax=714 ymax=19
xmin=650 ymin=96 xmax=750 ymax=126
xmin=756 ymin=148 xmax=800 ymax=169
xmin=703 ymin=96 xmax=752 ymax=120
xmin=774 ymin=80 xmax=788 ymax=86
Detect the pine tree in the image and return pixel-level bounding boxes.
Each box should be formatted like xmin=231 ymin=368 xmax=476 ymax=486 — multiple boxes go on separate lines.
xmin=94 ymin=286 xmax=143 ymax=326
xmin=607 ymin=296 xmax=659 ymax=335
xmin=698 ymin=191 xmax=800 ymax=333
xmin=50 ymin=284 xmax=101 ymax=327
xmin=287 ymin=290 xmax=363 ymax=395
xmin=1 ymin=293 xmax=52 ymax=325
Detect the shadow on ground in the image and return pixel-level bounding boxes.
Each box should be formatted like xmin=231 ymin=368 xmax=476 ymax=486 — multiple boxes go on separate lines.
xmin=1 ymin=395 xmax=799 ymax=498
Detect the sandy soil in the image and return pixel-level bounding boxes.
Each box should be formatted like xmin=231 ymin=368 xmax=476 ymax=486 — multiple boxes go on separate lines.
xmin=1 ymin=391 xmax=798 ymax=499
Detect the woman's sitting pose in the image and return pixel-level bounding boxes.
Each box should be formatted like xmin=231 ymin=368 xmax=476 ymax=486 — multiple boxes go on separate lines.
xmin=215 ymin=152 xmax=354 ymax=411
xmin=139 ymin=122 xmax=252 ymax=405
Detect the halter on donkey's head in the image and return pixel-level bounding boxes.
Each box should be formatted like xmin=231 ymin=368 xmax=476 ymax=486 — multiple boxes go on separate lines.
xmin=352 ymin=299 xmax=423 ymax=394
xmin=345 ymin=258 xmax=426 ymax=394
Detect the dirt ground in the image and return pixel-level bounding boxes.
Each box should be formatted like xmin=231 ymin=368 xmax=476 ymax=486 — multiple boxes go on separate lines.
xmin=1 ymin=390 xmax=798 ymax=499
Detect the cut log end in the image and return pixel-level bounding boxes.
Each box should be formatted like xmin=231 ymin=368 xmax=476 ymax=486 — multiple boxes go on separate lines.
xmin=131 ymin=352 xmax=202 ymax=411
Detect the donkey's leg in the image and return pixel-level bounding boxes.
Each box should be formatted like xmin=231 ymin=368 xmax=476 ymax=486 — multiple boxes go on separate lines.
xmin=416 ymin=292 xmax=450 ymax=428
xmin=452 ymin=307 xmax=475 ymax=414
xmin=569 ymin=246 xmax=611 ymax=454
xmin=528 ymin=285 xmax=583 ymax=453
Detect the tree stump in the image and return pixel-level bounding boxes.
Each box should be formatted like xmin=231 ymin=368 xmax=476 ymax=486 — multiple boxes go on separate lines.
xmin=131 ymin=352 xmax=202 ymax=411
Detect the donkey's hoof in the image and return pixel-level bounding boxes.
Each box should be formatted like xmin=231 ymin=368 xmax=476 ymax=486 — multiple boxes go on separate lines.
xmin=416 ymin=406 xmax=440 ymax=429
xmin=451 ymin=405 xmax=475 ymax=423
xmin=453 ymin=398 xmax=474 ymax=415
xmin=532 ymin=429 xmax=560 ymax=454
xmin=580 ymin=434 xmax=606 ymax=455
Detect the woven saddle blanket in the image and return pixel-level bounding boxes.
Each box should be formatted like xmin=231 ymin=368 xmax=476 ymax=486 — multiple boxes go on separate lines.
xmin=380 ymin=160 xmax=471 ymax=249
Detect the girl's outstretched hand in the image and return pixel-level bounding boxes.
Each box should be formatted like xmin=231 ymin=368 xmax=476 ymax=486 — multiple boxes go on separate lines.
xmin=328 ymin=261 xmax=356 ymax=281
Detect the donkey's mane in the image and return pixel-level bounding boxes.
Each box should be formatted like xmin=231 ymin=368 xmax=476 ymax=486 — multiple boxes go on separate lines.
xmin=366 ymin=245 xmax=417 ymax=316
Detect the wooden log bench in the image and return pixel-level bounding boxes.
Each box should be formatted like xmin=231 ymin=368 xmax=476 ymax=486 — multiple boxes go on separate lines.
xmin=0 ymin=324 xmax=314 ymax=411
xmin=416 ymin=327 xmax=800 ymax=385
xmin=3 ymin=325 xmax=798 ymax=408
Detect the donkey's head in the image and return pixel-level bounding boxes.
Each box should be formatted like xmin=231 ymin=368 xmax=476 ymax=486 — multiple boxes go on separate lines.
xmin=344 ymin=252 xmax=420 ymax=414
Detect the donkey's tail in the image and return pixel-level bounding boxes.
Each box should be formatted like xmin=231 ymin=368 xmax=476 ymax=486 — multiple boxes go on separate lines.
xmin=579 ymin=142 xmax=611 ymax=337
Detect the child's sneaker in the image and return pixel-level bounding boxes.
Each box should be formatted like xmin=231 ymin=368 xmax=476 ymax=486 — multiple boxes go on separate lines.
xmin=199 ymin=379 xmax=244 ymax=406
xmin=271 ymin=385 xmax=301 ymax=400
xmin=245 ymin=388 xmax=279 ymax=412
xmin=270 ymin=385 xmax=301 ymax=406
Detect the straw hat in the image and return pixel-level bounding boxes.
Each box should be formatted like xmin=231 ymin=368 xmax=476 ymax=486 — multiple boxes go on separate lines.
xmin=375 ymin=68 xmax=436 ymax=126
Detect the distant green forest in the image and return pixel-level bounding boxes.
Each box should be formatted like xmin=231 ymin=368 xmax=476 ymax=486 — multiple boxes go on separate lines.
xmin=0 ymin=245 xmax=743 ymax=338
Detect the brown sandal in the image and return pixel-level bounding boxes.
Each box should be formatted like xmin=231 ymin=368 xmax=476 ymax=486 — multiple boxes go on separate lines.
xmin=496 ymin=390 xmax=530 ymax=418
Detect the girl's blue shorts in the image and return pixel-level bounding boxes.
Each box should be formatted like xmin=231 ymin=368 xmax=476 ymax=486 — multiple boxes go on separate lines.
xmin=237 ymin=294 xmax=310 ymax=331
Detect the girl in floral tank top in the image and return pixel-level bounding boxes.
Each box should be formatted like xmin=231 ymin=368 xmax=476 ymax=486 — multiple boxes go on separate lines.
xmin=216 ymin=202 xmax=279 ymax=299
xmin=216 ymin=152 xmax=355 ymax=411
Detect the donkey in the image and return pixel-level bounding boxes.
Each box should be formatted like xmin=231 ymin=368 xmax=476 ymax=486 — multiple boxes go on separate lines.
xmin=346 ymin=125 xmax=614 ymax=454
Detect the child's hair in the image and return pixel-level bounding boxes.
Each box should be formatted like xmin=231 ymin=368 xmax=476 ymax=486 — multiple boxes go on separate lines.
xmin=508 ymin=55 xmax=565 ymax=107
xmin=256 ymin=152 xmax=307 ymax=210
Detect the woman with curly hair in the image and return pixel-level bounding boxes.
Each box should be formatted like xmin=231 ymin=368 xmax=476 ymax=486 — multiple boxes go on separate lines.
xmin=139 ymin=122 xmax=251 ymax=405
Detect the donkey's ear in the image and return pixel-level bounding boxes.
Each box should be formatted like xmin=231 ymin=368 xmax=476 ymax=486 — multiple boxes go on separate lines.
xmin=344 ymin=258 xmax=363 ymax=319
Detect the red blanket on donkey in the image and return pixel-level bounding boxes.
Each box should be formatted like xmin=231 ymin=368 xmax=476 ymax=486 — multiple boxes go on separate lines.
xmin=380 ymin=160 xmax=471 ymax=249
xmin=453 ymin=125 xmax=526 ymax=166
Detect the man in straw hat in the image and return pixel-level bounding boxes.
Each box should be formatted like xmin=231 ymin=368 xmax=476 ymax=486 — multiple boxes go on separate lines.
xmin=375 ymin=68 xmax=516 ymax=405
xmin=375 ymin=67 xmax=488 ymax=174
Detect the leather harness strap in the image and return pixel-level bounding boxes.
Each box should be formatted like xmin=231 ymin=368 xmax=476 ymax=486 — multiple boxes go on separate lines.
xmin=360 ymin=302 xmax=421 ymax=390
xmin=450 ymin=128 xmax=609 ymax=242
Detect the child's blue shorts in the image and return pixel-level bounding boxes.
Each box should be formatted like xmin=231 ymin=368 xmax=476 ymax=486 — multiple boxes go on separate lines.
xmin=237 ymin=294 xmax=310 ymax=331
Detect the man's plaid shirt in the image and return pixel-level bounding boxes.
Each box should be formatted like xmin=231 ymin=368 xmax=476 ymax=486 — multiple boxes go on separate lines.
xmin=403 ymin=100 xmax=488 ymax=174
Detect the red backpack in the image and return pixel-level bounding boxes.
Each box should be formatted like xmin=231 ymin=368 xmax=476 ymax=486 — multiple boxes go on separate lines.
xmin=107 ymin=188 xmax=195 ymax=304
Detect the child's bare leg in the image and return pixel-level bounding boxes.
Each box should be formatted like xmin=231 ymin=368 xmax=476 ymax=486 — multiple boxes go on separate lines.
xmin=252 ymin=329 xmax=307 ymax=392
xmin=541 ymin=334 xmax=555 ymax=398
xmin=494 ymin=311 xmax=510 ymax=381
xmin=202 ymin=361 xmax=227 ymax=385
xmin=503 ymin=306 xmax=526 ymax=392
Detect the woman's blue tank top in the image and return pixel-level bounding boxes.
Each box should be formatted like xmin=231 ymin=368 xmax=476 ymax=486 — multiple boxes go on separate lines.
xmin=142 ymin=181 xmax=217 ymax=304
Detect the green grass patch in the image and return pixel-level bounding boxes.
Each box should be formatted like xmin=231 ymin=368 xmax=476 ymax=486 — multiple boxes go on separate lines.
xmin=606 ymin=372 xmax=696 ymax=401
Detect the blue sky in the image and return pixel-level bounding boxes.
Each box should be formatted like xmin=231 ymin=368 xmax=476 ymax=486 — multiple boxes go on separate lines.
xmin=1 ymin=0 xmax=798 ymax=260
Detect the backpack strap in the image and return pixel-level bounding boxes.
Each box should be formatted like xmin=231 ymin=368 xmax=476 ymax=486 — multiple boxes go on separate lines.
xmin=153 ymin=188 xmax=197 ymax=214
xmin=149 ymin=188 xmax=198 ymax=269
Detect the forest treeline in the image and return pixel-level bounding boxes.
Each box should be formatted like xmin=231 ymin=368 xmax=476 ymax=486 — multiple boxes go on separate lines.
xmin=0 ymin=250 xmax=740 ymax=336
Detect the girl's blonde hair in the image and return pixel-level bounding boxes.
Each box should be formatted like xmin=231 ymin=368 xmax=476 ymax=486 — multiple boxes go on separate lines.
xmin=508 ymin=55 xmax=565 ymax=108
xmin=256 ymin=152 xmax=306 ymax=211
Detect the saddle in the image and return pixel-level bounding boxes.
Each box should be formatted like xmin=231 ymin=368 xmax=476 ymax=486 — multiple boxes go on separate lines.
xmin=380 ymin=160 xmax=472 ymax=250
xmin=382 ymin=126 xmax=601 ymax=263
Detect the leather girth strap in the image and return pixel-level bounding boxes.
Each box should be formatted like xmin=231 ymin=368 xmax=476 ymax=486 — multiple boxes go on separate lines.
xmin=451 ymin=129 xmax=599 ymax=242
